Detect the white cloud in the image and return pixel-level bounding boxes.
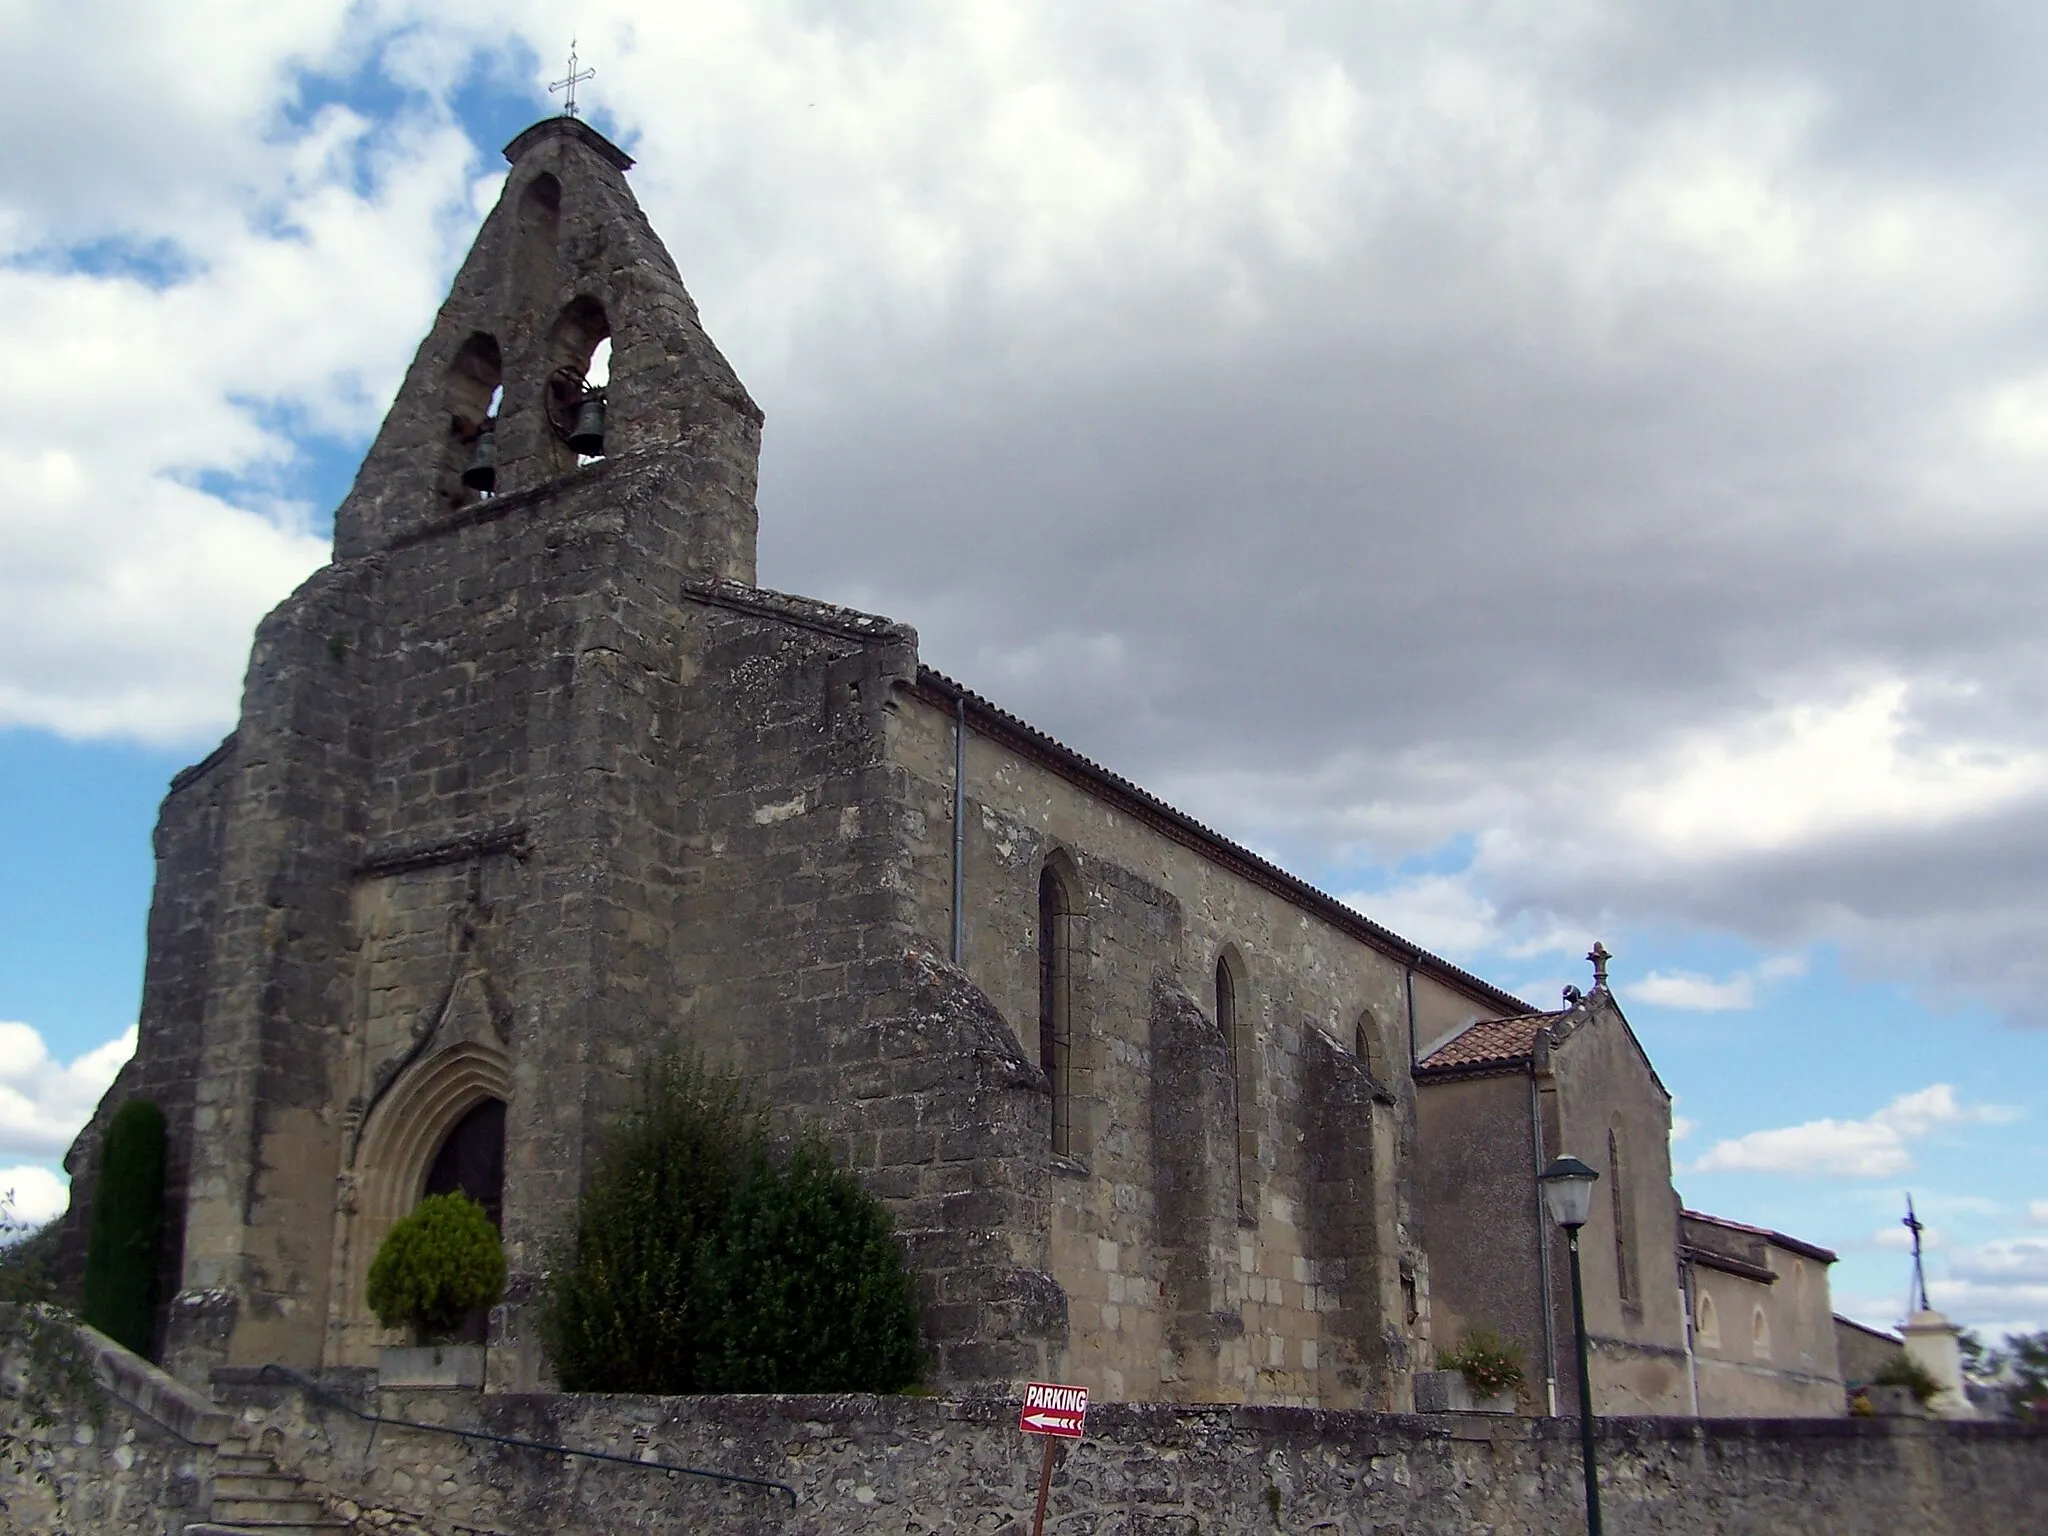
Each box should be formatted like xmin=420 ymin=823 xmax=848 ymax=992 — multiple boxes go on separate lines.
xmin=2030 ymin=1199 xmax=2048 ymax=1225
xmin=1670 ymin=1114 xmax=1698 ymax=1143
xmin=1343 ymin=873 xmax=1501 ymax=962
xmin=1692 ymin=1083 xmax=2018 ymax=1178
xmin=0 ymin=1166 xmax=72 ymax=1234
xmin=1630 ymin=969 xmax=1754 ymax=1011
xmin=0 ymin=1022 xmax=135 ymax=1160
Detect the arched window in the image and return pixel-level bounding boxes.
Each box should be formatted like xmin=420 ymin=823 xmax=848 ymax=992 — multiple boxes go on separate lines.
xmin=1354 ymin=1011 xmax=1382 ymax=1086
xmin=1751 ymin=1305 xmax=1772 ymax=1359
xmin=1609 ymin=1122 xmax=1638 ymax=1304
xmin=1038 ymin=864 xmax=1074 ymax=1156
xmin=1696 ymin=1290 xmax=1720 ymax=1348
xmin=1218 ymin=949 xmax=1254 ymax=1221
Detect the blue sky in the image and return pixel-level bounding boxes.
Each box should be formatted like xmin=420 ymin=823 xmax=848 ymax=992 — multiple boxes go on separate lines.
xmin=3 ymin=2 xmax=2046 ymax=1344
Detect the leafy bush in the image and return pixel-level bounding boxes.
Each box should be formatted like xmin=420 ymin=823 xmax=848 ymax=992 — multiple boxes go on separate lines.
xmin=540 ymin=1053 xmax=762 ymax=1392
xmin=695 ymin=1138 xmax=924 ymax=1393
xmin=81 ymin=1098 xmax=167 ymax=1356
xmin=1438 ymin=1328 xmax=1527 ymax=1400
xmin=541 ymin=1051 xmax=924 ymax=1394
xmin=366 ymin=1192 xmax=506 ymax=1342
xmin=1872 ymin=1351 xmax=1942 ymax=1405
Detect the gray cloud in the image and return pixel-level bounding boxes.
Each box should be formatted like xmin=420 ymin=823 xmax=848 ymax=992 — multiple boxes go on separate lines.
xmin=13 ymin=1 xmax=2048 ymax=1016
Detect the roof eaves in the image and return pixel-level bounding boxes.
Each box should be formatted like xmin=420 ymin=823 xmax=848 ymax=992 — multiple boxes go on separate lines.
xmin=915 ymin=667 xmax=1533 ymax=1019
xmin=1682 ymin=1209 xmax=1838 ymax=1266
xmin=1682 ymin=1243 xmax=1778 ymax=1285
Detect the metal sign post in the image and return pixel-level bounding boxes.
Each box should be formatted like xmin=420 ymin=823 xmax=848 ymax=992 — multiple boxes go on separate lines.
xmin=1018 ymin=1381 xmax=1088 ymax=1536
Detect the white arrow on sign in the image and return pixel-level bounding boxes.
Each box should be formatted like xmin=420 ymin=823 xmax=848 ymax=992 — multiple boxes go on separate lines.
xmin=1022 ymin=1411 xmax=1077 ymax=1431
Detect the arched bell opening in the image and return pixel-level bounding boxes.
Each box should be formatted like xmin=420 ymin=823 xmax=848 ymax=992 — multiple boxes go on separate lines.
xmin=541 ymin=295 xmax=612 ymax=473
xmin=440 ymin=331 xmax=503 ymax=509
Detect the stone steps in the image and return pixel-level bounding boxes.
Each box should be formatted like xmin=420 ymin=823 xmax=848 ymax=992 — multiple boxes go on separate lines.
xmin=196 ymin=1438 xmax=354 ymax=1536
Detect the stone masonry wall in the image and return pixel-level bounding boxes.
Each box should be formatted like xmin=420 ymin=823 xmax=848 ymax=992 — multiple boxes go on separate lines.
xmin=888 ymin=683 xmax=1470 ymax=1409
xmin=25 ymin=1375 xmax=2046 ymax=1536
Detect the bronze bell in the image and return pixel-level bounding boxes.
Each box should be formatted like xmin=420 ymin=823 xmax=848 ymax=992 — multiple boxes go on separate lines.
xmin=460 ymin=425 xmax=497 ymax=493
xmin=567 ymin=393 xmax=606 ymax=456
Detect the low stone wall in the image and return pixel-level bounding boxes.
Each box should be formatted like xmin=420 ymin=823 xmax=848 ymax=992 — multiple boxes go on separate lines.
xmin=1 ymin=1323 xmax=222 ymax=1536
xmin=201 ymin=1375 xmax=2045 ymax=1536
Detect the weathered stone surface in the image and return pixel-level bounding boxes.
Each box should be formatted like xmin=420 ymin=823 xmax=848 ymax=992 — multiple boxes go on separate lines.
xmin=15 ymin=1374 xmax=2047 ymax=1536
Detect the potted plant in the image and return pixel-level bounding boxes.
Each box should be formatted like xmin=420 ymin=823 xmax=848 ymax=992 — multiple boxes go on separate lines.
xmin=367 ymin=1192 xmax=506 ymax=1388
xmin=1425 ymin=1329 xmax=1526 ymax=1413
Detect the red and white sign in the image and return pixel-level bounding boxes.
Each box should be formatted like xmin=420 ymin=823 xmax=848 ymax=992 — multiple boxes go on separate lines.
xmin=1018 ymin=1381 xmax=1088 ymax=1439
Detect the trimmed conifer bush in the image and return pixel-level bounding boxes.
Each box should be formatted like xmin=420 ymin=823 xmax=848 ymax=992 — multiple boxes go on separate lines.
xmin=540 ymin=1051 xmax=925 ymax=1394
xmin=539 ymin=1053 xmax=762 ymax=1392
xmin=695 ymin=1138 xmax=924 ymax=1393
xmin=81 ymin=1098 xmax=168 ymax=1356
xmin=366 ymin=1192 xmax=506 ymax=1342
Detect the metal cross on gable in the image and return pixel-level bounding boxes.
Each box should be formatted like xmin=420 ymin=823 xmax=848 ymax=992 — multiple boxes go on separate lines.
xmin=549 ymin=39 xmax=596 ymax=118
xmin=1903 ymin=1193 xmax=1931 ymax=1314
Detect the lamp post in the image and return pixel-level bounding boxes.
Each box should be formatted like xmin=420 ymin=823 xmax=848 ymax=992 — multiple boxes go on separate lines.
xmin=1540 ymin=1155 xmax=1603 ymax=1536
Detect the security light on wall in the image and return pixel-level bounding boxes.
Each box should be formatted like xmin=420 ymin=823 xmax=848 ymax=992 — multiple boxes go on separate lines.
xmin=1539 ymin=1155 xmax=1600 ymax=1230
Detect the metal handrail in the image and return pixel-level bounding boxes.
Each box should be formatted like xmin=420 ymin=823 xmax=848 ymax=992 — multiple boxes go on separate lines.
xmin=254 ymin=1364 xmax=799 ymax=1508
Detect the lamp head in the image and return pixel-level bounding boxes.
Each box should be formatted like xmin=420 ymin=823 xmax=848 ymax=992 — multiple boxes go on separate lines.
xmin=1539 ymin=1154 xmax=1600 ymax=1230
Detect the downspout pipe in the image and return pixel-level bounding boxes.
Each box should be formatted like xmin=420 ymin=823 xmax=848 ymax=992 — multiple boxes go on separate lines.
xmin=950 ymin=692 xmax=967 ymax=965
xmin=1531 ymin=1065 xmax=1560 ymax=1416
xmin=1404 ymin=965 xmax=1417 ymax=1066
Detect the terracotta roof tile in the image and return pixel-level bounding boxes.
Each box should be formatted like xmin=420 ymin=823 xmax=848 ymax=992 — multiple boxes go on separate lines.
xmin=1416 ymin=1011 xmax=1565 ymax=1073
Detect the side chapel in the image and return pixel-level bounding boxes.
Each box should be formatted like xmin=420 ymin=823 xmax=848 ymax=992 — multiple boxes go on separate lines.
xmin=58 ymin=117 xmax=1839 ymax=1417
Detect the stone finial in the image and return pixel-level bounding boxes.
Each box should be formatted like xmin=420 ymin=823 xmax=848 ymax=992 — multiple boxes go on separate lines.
xmin=1561 ymin=984 xmax=1584 ymax=1008
xmin=1587 ymin=941 xmax=1611 ymax=991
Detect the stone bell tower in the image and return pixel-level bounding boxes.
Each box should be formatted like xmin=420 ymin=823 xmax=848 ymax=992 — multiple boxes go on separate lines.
xmin=63 ymin=115 xmax=1061 ymax=1397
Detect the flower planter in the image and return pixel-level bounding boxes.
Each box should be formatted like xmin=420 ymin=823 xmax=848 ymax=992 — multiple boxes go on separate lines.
xmin=377 ymin=1344 xmax=486 ymax=1390
xmin=1416 ymin=1369 xmax=1517 ymax=1414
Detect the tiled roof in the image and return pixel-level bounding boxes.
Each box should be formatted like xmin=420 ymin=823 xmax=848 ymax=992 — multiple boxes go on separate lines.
xmin=913 ymin=667 xmax=1534 ymax=1018
xmin=1415 ymin=1011 xmax=1566 ymax=1074
xmin=1681 ymin=1209 xmax=1838 ymax=1265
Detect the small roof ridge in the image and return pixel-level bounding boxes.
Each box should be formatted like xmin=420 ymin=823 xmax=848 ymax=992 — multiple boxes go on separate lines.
xmin=916 ymin=666 xmax=1534 ymax=1019
xmin=503 ymin=116 xmax=634 ymax=172
xmin=1415 ymin=1009 xmax=1567 ymax=1073
xmin=1682 ymin=1208 xmax=1838 ymax=1265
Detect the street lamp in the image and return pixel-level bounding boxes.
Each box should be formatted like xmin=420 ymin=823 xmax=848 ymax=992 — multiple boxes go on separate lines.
xmin=1540 ymin=1155 xmax=1603 ymax=1536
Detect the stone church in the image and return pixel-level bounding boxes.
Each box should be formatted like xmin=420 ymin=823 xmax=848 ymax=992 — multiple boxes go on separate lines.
xmin=56 ymin=116 xmax=1832 ymax=1419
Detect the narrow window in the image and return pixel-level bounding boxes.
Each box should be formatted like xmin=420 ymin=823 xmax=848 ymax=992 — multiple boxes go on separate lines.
xmin=1218 ymin=950 xmax=1253 ymax=1220
xmin=1751 ymin=1305 xmax=1771 ymax=1359
xmin=1609 ymin=1123 xmax=1637 ymax=1304
xmin=1696 ymin=1291 xmax=1719 ymax=1348
xmin=1038 ymin=866 xmax=1072 ymax=1156
xmin=1354 ymin=1011 xmax=1381 ymax=1087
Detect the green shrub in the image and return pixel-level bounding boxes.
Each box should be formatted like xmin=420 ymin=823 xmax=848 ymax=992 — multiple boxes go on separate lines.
xmin=695 ymin=1138 xmax=924 ymax=1393
xmin=1439 ymin=1328 xmax=1527 ymax=1400
xmin=366 ymin=1192 xmax=506 ymax=1342
xmin=540 ymin=1051 xmax=925 ymax=1394
xmin=1873 ymin=1350 xmax=1942 ymax=1404
xmin=81 ymin=1098 xmax=168 ymax=1356
xmin=540 ymin=1053 xmax=763 ymax=1392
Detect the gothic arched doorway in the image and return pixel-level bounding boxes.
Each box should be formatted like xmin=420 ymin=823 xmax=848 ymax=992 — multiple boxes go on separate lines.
xmin=423 ymin=1097 xmax=506 ymax=1228
xmin=420 ymin=1097 xmax=506 ymax=1342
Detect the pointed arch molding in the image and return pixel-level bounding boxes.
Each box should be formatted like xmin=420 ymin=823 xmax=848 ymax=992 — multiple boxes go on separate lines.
xmin=329 ymin=1041 xmax=511 ymax=1363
